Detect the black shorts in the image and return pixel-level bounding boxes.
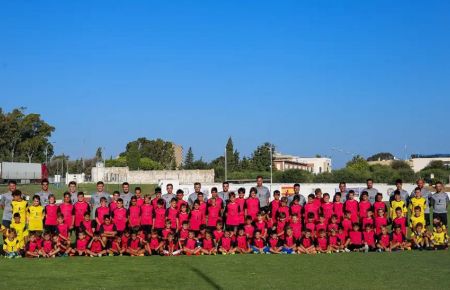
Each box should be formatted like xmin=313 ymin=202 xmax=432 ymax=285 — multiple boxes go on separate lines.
xmin=425 ymin=213 xmax=431 ymax=226
xmin=347 ymin=244 xmax=363 ymax=251
xmin=434 ymin=245 xmax=448 ymax=250
xmin=433 ymin=213 xmax=448 ymax=226
xmin=2 ymin=220 xmax=11 ymax=229
xmin=141 ymin=225 xmax=152 ymax=235
xmin=225 ymin=225 xmax=238 ymax=232
xmin=44 ymin=225 xmax=57 ymax=234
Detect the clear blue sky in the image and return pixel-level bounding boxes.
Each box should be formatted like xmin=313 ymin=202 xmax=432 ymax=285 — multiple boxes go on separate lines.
xmin=1 ymin=1 xmax=449 ymax=168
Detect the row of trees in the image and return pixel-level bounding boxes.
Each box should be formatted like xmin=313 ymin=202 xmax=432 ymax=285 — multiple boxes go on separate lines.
xmin=0 ymin=108 xmax=55 ymax=163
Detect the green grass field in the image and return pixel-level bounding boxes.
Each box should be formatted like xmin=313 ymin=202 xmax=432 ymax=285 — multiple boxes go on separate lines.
xmin=0 ymin=252 xmax=449 ymax=289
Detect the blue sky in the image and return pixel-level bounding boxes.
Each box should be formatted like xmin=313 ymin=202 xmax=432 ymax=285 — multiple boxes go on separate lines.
xmin=1 ymin=1 xmax=449 ymax=168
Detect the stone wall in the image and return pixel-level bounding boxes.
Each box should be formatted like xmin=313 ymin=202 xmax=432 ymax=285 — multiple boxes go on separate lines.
xmin=91 ymin=166 xmax=214 ymax=184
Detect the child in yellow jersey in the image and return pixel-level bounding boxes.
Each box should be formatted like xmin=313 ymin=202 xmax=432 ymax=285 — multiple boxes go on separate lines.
xmin=431 ymin=225 xmax=448 ymax=250
xmin=3 ymin=228 xmax=21 ymax=258
xmin=410 ymin=223 xmax=429 ymax=250
xmin=27 ymin=195 xmax=45 ymax=232
xmin=409 ymin=187 xmax=426 ymax=217
xmin=10 ymin=213 xmax=29 ymax=249
xmin=390 ymin=192 xmax=407 ymax=220
xmin=11 ymin=190 xmax=28 ymax=225
xmin=410 ymin=206 xmax=426 ymax=230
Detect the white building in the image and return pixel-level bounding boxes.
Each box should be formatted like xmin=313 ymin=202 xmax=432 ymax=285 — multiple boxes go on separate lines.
xmin=273 ymin=153 xmax=332 ymax=174
xmin=410 ymin=156 xmax=450 ymax=172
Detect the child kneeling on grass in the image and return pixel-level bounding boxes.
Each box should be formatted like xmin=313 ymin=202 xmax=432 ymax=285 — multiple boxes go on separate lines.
xmin=297 ymin=230 xmax=316 ymax=254
xmin=87 ymin=232 xmax=107 ymax=257
xmin=3 ymin=229 xmax=21 ymax=258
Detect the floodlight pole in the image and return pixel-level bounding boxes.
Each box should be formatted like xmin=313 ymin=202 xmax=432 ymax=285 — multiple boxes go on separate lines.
xmin=224 ymin=147 xmax=227 ymax=182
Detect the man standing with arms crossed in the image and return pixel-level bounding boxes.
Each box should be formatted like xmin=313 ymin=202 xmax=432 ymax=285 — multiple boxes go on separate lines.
xmin=430 ymin=181 xmax=449 ymax=226
xmin=68 ymin=181 xmax=78 ymax=204
xmin=287 ymin=183 xmax=306 ymax=205
xmin=256 ymin=176 xmax=271 ymax=212
xmin=0 ymin=180 xmax=18 ymax=229
xmin=90 ymin=181 xmax=111 ymax=219
xmin=218 ymin=181 xmax=231 ymax=207
xmin=35 ymin=178 xmax=52 ymax=206
xmin=162 ymin=183 xmax=176 ymax=208
xmin=188 ymin=182 xmax=205 ymax=208
xmin=364 ymin=179 xmax=379 ymax=204
xmin=120 ymin=182 xmax=132 ymax=209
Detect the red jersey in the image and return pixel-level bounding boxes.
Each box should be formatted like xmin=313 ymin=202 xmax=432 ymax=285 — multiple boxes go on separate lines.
xmin=393 ymin=217 xmax=407 ymax=236
xmin=44 ymin=204 xmax=58 ymax=226
xmin=363 ymin=230 xmax=376 ymax=247
xmin=342 ymin=218 xmax=353 ymax=234
xmin=348 ymin=230 xmax=362 ymax=245
xmin=362 ymin=217 xmax=374 ymax=230
xmin=329 ymin=235 xmax=340 ymax=246
xmin=327 ymin=222 xmax=339 ymax=233
xmin=391 ymin=232 xmax=405 ymax=244
xmin=236 ymin=198 xmax=245 ymax=224
xmin=213 ymin=230 xmax=224 ymax=242
xmin=42 ymin=240 xmax=53 ymax=253
xmin=121 ymin=235 xmax=129 ymax=249
xmin=58 ymin=203 xmax=74 ymax=228
xmin=316 ymin=237 xmax=328 ymax=250
xmin=109 ymin=201 xmax=118 ymax=212
xmin=284 ymin=235 xmax=296 ymax=247
xmin=244 ymin=224 xmax=255 ymax=238
xmin=127 ymin=238 xmax=141 ymax=250
xmin=185 ymin=238 xmax=197 ymax=250
xmin=189 ymin=209 xmax=203 ymax=231
xmin=208 ymin=197 xmax=223 ymax=209
xmin=95 ymin=206 xmax=110 ymax=228
xmin=290 ymin=204 xmax=302 ymax=218
xmin=225 ymin=202 xmax=240 ymax=226
xmin=304 ymin=203 xmax=320 ymax=221
xmin=162 ymin=228 xmax=172 ymax=240
xmin=206 ymin=204 xmax=221 ymax=227
xmin=378 ymin=234 xmax=390 ymax=247
xmin=269 ymin=200 xmax=281 ymax=220
xmin=57 ymin=223 xmax=69 ymax=240
xmin=112 ymin=207 xmax=127 ymax=231
xmin=201 ymin=238 xmax=214 ymax=250
xmin=374 ymin=216 xmax=388 ymax=235
xmin=358 ymin=201 xmax=371 ymax=219
xmin=76 ymin=238 xmax=88 ymax=251
xmin=255 ymin=220 xmax=267 ymax=237
xmin=305 ymin=222 xmax=316 ymax=237
xmin=345 ymin=200 xmax=359 ymax=223
xmin=277 ymin=206 xmax=290 ymax=221
xmin=245 ymin=197 xmax=260 ymax=220
xmin=299 ymin=237 xmax=313 ymax=248
xmin=333 ymin=202 xmax=344 ymax=221
xmin=268 ymin=237 xmax=281 ymax=248
xmin=128 ymin=205 xmax=141 ymax=227
xmin=140 ymin=204 xmax=154 ymax=226
xmin=373 ymin=201 xmax=387 ymax=215
xmin=73 ymin=201 xmax=90 ymax=227
xmin=177 ymin=212 xmax=189 ymax=230
xmin=165 ymin=207 xmax=179 ymax=229
xmin=81 ymin=220 xmax=94 ymax=236
xmin=176 ymin=199 xmax=188 ymax=211
xmin=219 ymin=237 xmax=232 ymax=250
xmin=321 ymin=202 xmax=334 ymax=221
xmin=252 ymin=237 xmax=265 ymax=248
xmin=154 ymin=207 xmax=166 ymax=229
xmin=289 ymin=220 xmax=302 ymax=240
xmin=236 ymin=235 xmax=248 ymax=249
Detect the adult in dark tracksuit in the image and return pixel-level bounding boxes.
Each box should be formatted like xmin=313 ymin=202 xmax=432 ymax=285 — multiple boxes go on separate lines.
xmin=430 ymin=182 xmax=449 ymax=226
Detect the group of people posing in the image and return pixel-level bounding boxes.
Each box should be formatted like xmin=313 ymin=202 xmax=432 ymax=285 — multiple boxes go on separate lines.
xmin=0 ymin=176 xmax=448 ymax=258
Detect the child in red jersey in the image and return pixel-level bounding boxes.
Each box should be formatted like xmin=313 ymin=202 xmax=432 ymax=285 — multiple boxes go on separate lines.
xmin=80 ymin=212 xmax=95 ymax=240
xmin=25 ymin=233 xmax=42 ymax=258
xmin=358 ymin=191 xmax=372 ymax=221
xmin=213 ymin=222 xmax=224 ymax=243
xmin=153 ymin=199 xmax=167 ymax=235
xmin=336 ymin=226 xmax=347 ymax=245
xmin=162 ymin=220 xmax=173 ymax=240
xmin=269 ymin=191 xmax=281 ymax=221
xmin=166 ymin=198 xmax=179 ymax=231
xmin=236 ymin=188 xmax=246 ymax=226
xmin=374 ymin=208 xmax=388 ymax=235
xmin=109 ymin=191 xmax=120 ymax=212
xmin=321 ymin=193 xmax=334 ymax=223
xmin=305 ymin=213 xmax=316 ymax=238
xmin=282 ymin=227 xmax=297 ymax=254
xmin=245 ymin=188 xmax=260 ymax=221
xmin=112 ymin=199 xmax=127 ymax=235
xmin=56 ymin=214 xmax=70 ymax=243
xmin=297 ymin=230 xmax=316 ymax=254
xmin=183 ymin=231 xmax=201 ymax=255
xmin=73 ymin=192 xmax=90 ymax=233
xmin=108 ymin=235 xmax=122 ymax=256
xmin=99 ymin=215 xmax=117 ymax=244
xmin=373 ymin=193 xmax=387 ymax=216
xmin=140 ymin=195 xmax=154 ymax=235
xmin=225 ymin=192 xmax=241 ymax=231
xmin=289 ymin=214 xmax=302 ymax=240
xmin=128 ymin=196 xmax=141 ymax=230
xmin=243 ymin=216 xmax=255 ymax=238
xmin=163 ymin=233 xmax=181 ymax=256
xmin=74 ymin=231 xmax=89 ymax=256
xmin=251 ymin=230 xmax=267 ymax=254
xmin=344 ymin=190 xmax=359 ymax=223
xmin=275 ymin=212 xmax=288 ymax=240
xmin=44 ymin=194 xmax=59 ymax=234
xmin=340 ymin=211 xmax=353 ymax=234
xmin=95 ymin=197 xmax=110 ymax=231
xmin=304 ymin=194 xmax=320 ymax=222
xmin=145 ymin=230 xmax=163 ymax=255
xmin=188 ymin=200 xmax=204 ymax=233
xmin=390 ymin=224 xmax=411 ymax=251
xmin=362 ymin=209 xmax=374 ymax=230
xmin=58 ymin=192 xmax=74 ymax=231
xmin=177 ymin=203 xmax=189 ymax=231
xmin=151 ymin=187 xmax=164 ymax=208
xmin=333 ymin=192 xmax=344 ymax=222
xmin=277 ymin=197 xmax=290 ymax=222
xmin=255 ymin=213 xmax=268 ymax=238
xmin=267 ymin=232 xmax=283 ymax=254
xmin=200 ymin=231 xmax=217 ymax=255
xmin=235 ymin=228 xmax=252 ymax=254
xmin=206 ymin=198 xmax=222 ymax=231
xmin=376 ymin=226 xmax=391 ymax=252
xmin=126 ymin=231 xmax=145 ymax=256
xmin=363 ymin=224 xmax=376 ymax=252
xmin=345 ymin=223 xmax=363 ymax=252
xmin=313 ymin=188 xmax=323 ymax=207
xmin=87 ymin=232 xmax=106 ymax=257
xmin=328 ymin=229 xmax=342 ymax=253
xmin=177 ymin=221 xmax=190 ymax=247
xmin=392 ymin=208 xmax=407 ymax=236
xmin=315 ymin=229 xmax=330 ymax=254
xmin=327 ymin=215 xmax=339 ymax=233
xmin=218 ymin=230 xmax=235 ymax=255
xmin=40 ymin=232 xmax=55 ymax=258
xmin=134 ymin=187 xmax=144 ymax=207
xmin=289 ymin=195 xmax=303 ymax=218
xmin=315 ymin=215 xmax=327 ymax=234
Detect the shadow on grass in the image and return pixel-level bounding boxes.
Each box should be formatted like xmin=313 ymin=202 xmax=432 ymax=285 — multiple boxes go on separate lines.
xmin=188 ymin=265 xmax=223 ymax=290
